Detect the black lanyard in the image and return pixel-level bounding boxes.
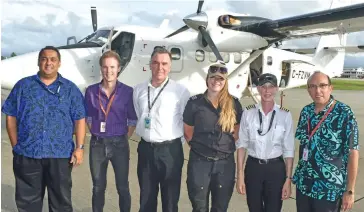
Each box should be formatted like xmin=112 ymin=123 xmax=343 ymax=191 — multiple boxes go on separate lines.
xmin=147 ymin=79 xmax=169 ymax=113
xmin=257 ymin=110 xmax=276 ymax=136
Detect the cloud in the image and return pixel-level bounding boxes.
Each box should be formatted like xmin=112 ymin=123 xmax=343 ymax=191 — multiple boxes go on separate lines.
xmin=2 ymin=0 xmax=364 ymax=67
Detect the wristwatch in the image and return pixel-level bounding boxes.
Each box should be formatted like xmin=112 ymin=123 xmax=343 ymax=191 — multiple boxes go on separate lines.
xmin=77 ymin=144 xmax=84 ymax=150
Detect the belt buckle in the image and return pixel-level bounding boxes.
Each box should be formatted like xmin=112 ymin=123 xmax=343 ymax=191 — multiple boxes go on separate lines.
xmin=206 ymin=156 xmax=218 ymax=161
xmin=259 ymin=159 xmax=268 ymax=164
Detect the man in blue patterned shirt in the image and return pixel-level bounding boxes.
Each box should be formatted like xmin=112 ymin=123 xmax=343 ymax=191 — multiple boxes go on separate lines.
xmin=293 ymin=71 xmax=359 ymax=212
xmin=1 ymin=46 xmax=86 ymax=212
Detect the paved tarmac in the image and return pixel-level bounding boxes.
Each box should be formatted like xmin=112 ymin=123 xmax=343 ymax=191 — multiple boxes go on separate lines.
xmin=1 ymin=88 xmax=363 ymax=212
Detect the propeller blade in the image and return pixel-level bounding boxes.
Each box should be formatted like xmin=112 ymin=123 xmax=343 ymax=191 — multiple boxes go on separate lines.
xmin=165 ymin=25 xmax=189 ymax=38
xmin=198 ymin=26 xmax=223 ymax=62
xmin=197 ymin=0 xmax=204 ymax=13
xmin=91 ymin=6 xmax=97 ymax=32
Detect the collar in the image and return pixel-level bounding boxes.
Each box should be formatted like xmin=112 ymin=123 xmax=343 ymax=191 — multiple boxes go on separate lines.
xmin=99 ymin=80 xmax=122 ymax=95
xmin=148 ymin=77 xmax=169 ymax=89
xmin=35 ymin=72 xmax=64 ymax=84
xmin=309 ymin=95 xmax=335 ymax=113
xmin=257 ymin=103 xmax=279 ymax=115
xmin=203 ymin=90 xmax=221 ymax=112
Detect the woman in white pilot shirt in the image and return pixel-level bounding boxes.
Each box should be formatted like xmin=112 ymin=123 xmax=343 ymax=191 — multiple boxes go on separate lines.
xmin=235 ymin=73 xmax=295 ymax=212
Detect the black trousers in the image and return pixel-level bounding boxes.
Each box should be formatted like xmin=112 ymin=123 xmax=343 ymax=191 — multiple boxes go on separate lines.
xmin=296 ymin=189 xmax=342 ymax=212
xmin=137 ymin=138 xmax=184 ymax=212
xmin=13 ymin=152 xmax=73 ymax=212
xmin=244 ymin=156 xmax=286 ymax=212
xmin=187 ymin=150 xmax=235 ymax=212
xmin=89 ymin=135 xmax=131 ymax=212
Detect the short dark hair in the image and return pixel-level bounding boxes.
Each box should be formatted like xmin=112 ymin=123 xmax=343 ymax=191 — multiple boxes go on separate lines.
xmin=150 ymin=46 xmax=172 ymax=63
xmin=38 ymin=46 xmax=61 ymax=63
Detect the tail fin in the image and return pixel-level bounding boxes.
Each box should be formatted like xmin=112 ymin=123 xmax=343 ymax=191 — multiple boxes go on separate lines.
xmin=159 ymin=19 xmax=169 ymax=29
xmin=312 ymin=0 xmax=351 ymax=77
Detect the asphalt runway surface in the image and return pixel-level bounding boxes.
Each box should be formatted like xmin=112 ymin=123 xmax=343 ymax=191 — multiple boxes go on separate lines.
xmin=1 ymin=88 xmax=363 ymax=212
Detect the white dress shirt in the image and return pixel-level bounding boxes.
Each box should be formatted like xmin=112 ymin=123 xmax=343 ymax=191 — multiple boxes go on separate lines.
xmin=236 ymin=103 xmax=295 ymax=159
xmin=133 ymin=77 xmax=190 ymax=143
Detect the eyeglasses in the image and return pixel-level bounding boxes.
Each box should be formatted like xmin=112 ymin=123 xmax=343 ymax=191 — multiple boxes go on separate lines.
xmin=308 ymin=83 xmax=330 ymax=89
xmin=208 ymin=66 xmax=228 ymax=74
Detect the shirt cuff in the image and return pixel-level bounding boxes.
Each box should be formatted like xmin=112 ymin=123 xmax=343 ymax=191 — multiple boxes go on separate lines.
xmin=283 ymin=151 xmax=295 ymax=158
xmin=127 ymin=119 xmax=137 ymax=126
xmin=236 ymin=139 xmax=248 ymax=149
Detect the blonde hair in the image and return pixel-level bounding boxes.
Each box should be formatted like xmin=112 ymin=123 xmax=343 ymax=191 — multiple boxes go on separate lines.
xmin=206 ymin=76 xmax=236 ymax=132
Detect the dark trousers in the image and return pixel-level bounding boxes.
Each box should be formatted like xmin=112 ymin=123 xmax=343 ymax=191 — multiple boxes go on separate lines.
xmin=89 ymin=135 xmax=131 ymax=212
xmin=187 ymin=150 xmax=235 ymax=212
xmin=137 ymin=138 xmax=184 ymax=212
xmin=296 ymin=189 xmax=342 ymax=212
xmin=13 ymin=152 xmax=73 ymax=212
xmin=244 ymin=156 xmax=286 ymax=212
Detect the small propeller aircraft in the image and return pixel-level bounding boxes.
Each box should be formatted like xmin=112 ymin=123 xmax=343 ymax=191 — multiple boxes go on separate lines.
xmin=2 ymin=0 xmax=364 ymax=103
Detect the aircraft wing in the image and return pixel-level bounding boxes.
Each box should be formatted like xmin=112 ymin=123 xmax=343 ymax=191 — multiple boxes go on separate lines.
xmin=282 ymin=45 xmax=364 ymax=54
xmin=232 ymin=3 xmax=364 ymax=43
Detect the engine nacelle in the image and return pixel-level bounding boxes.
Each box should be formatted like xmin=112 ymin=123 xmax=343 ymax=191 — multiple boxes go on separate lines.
xmin=197 ymin=28 xmax=269 ymax=52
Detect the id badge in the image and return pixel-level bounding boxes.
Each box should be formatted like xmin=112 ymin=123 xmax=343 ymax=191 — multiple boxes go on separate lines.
xmin=144 ymin=117 xmax=151 ymax=129
xmin=302 ymin=147 xmax=309 ymax=161
xmin=100 ymin=122 xmax=106 ymax=133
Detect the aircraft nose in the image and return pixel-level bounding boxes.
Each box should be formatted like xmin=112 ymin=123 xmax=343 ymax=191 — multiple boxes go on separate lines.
xmin=1 ymin=52 xmax=39 ymax=90
xmin=183 ymin=12 xmax=208 ymax=30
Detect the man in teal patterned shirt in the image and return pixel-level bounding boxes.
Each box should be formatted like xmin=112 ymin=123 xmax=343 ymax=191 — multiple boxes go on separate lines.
xmin=293 ymin=71 xmax=359 ymax=212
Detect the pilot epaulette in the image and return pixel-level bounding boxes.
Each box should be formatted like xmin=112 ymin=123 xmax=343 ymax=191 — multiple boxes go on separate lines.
xmin=190 ymin=94 xmax=203 ymax=101
xmin=280 ymin=106 xmax=290 ymax=112
xmin=245 ymin=104 xmax=256 ymax=110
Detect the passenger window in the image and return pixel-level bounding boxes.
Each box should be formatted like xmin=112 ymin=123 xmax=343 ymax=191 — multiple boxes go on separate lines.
xmin=221 ymin=52 xmax=230 ymax=63
xmin=171 ymin=48 xmax=181 ymax=60
xmin=267 ymin=56 xmax=273 ymax=65
xmin=233 ymin=53 xmax=242 ymax=64
xmin=195 ymin=50 xmax=205 ymax=62
xmin=209 ymin=52 xmax=217 ymax=62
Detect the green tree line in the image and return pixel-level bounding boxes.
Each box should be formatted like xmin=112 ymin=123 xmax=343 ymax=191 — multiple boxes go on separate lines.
xmin=1 ymin=52 xmax=17 ymax=60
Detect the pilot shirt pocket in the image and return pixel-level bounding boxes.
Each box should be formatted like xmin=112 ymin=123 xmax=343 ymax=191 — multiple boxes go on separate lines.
xmin=272 ymin=125 xmax=285 ymax=146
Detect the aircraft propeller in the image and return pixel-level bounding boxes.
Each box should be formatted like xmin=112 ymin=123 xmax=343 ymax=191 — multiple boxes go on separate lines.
xmin=165 ymin=0 xmax=224 ymax=62
xmin=91 ymin=6 xmax=97 ymax=32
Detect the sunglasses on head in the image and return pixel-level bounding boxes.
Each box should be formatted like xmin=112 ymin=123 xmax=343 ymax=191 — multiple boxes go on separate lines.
xmin=208 ymin=65 xmax=228 ymax=74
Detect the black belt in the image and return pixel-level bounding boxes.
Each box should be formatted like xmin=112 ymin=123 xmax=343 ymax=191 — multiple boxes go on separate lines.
xmin=141 ymin=138 xmax=180 ymax=147
xmin=191 ymin=148 xmax=232 ymax=161
xmin=248 ymin=155 xmax=283 ymax=164
xmin=92 ymin=134 xmax=127 ymax=141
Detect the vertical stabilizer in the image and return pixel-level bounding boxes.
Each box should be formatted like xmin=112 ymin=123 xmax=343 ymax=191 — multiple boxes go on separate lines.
xmin=312 ymin=0 xmax=351 ymax=77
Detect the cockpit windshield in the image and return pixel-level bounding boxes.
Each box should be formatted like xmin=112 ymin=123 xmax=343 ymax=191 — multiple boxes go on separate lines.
xmin=80 ymin=29 xmax=117 ymax=45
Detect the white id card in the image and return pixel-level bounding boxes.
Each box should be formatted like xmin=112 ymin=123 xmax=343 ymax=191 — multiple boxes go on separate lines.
xmin=100 ymin=122 xmax=106 ymax=133
xmin=302 ymin=147 xmax=309 ymax=161
xmin=144 ymin=117 xmax=151 ymax=129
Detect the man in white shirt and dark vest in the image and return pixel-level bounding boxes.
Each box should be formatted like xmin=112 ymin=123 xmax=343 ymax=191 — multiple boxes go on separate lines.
xmin=236 ymin=73 xmax=295 ymax=212
xmin=132 ymin=47 xmax=190 ymax=212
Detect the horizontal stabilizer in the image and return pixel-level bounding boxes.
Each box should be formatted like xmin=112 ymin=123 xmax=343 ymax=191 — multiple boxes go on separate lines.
xmin=282 ymin=45 xmax=364 ymax=54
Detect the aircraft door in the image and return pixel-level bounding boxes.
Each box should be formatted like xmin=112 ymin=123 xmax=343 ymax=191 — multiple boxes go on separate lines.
xmin=100 ymin=29 xmax=136 ymax=74
xmin=111 ymin=32 xmax=135 ymax=73
xmin=280 ymin=62 xmax=290 ymax=87
xmin=167 ymin=46 xmax=183 ymax=72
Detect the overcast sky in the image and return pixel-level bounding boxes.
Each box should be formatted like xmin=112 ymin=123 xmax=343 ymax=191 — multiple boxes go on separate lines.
xmin=2 ymin=0 xmax=364 ymax=67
